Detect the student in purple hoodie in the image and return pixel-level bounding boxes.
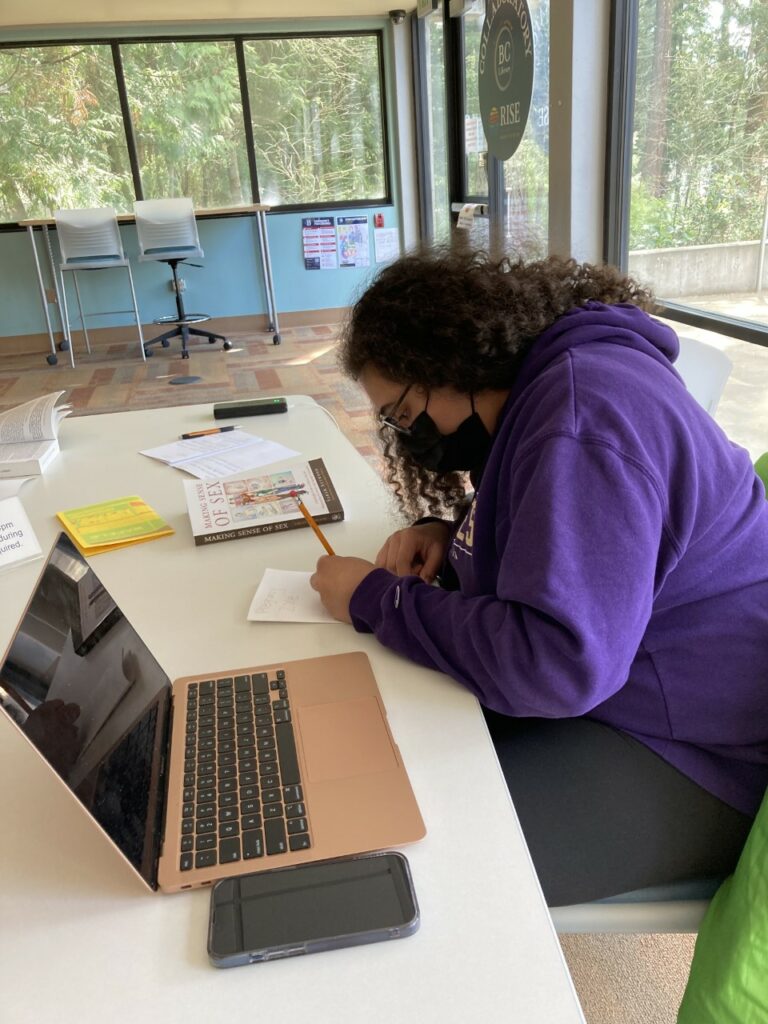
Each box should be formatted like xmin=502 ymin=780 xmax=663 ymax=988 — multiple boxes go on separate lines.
xmin=311 ymin=247 xmax=768 ymax=905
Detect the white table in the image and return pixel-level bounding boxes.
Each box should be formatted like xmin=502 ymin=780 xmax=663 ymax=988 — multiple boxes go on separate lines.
xmin=0 ymin=396 xmax=584 ymax=1024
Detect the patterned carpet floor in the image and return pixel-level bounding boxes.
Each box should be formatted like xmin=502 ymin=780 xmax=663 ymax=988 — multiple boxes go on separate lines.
xmin=0 ymin=324 xmax=384 ymax=471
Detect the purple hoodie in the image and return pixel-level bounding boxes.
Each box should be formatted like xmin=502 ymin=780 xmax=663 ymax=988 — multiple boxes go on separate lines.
xmin=350 ymin=303 xmax=768 ymax=817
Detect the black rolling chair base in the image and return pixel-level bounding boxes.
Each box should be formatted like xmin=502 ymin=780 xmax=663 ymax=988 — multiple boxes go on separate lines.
xmin=143 ymin=323 xmax=232 ymax=360
xmin=145 ymin=258 xmax=232 ymax=359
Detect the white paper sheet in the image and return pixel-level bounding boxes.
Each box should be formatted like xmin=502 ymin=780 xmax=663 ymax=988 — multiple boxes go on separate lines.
xmin=140 ymin=430 xmax=299 ymax=479
xmin=0 ymin=496 xmax=42 ymax=572
xmin=374 ymin=226 xmax=400 ymax=264
xmin=0 ymin=477 xmax=34 ymax=499
xmin=247 ymin=568 xmax=337 ymax=623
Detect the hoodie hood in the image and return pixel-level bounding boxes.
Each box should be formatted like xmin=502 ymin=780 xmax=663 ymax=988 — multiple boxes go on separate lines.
xmin=510 ymin=302 xmax=681 ymax=403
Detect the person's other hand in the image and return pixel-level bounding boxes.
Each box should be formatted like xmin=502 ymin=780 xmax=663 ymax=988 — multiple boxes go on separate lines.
xmin=310 ymin=556 xmax=377 ymax=624
xmin=374 ymin=521 xmax=452 ymax=582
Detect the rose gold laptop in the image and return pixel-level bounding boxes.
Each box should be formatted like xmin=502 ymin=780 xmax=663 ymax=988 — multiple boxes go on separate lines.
xmin=0 ymin=533 xmax=425 ymax=893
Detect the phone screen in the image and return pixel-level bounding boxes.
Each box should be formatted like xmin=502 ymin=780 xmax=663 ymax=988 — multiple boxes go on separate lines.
xmin=208 ymin=852 xmax=419 ymax=966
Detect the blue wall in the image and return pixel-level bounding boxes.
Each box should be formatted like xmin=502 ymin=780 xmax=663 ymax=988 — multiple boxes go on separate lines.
xmin=0 ymin=206 xmax=398 ymax=338
xmin=0 ymin=15 xmax=403 ymax=340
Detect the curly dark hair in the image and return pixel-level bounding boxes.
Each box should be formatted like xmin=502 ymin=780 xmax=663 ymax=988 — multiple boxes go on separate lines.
xmin=339 ymin=246 xmax=655 ymax=520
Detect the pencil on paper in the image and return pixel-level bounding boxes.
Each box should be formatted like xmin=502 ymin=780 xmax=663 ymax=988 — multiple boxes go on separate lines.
xmin=290 ymin=490 xmax=336 ymax=556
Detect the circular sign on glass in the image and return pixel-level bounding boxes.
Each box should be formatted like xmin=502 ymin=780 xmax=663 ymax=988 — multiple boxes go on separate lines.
xmin=478 ymin=0 xmax=534 ymax=161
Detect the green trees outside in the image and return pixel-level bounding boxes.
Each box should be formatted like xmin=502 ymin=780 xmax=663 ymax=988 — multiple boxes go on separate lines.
xmin=631 ymin=0 xmax=768 ymax=250
xmin=0 ymin=35 xmax=387 ymax=223
xmin=244 ymin=36 xmax=385 ymax=205
xmin=120 ymin=41 xmax=251 ymax=209
xmin=0 ymin=45 xmax=135 ymax=220
xmin=2 ymin=4 xmax=764 ymax=247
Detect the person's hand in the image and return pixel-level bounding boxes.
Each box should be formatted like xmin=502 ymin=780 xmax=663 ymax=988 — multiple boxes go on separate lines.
xmin=310 ymin=556 xmax=377 ymax=624
xmin=374 ymin=521 xmax=452 ymax=582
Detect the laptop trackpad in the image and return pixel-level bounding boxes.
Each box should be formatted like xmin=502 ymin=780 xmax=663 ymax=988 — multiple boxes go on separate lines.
xmin=298 ymin=697 xmax=398 ymax=782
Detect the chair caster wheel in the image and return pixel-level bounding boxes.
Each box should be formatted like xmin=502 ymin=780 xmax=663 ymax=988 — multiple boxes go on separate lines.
xmin=58 ymin=339 xmax=70 ymax=352
xmin=182 ymin=351 xmax=190 ymax=359
xmin=46 ymin=354 xmax=58 ymax=365
xmin=223 ymin=340 xmax=232 ymax=351
xmin=273 ymin=334 xmax=281 ymax=345
xmin=143 ymin=346 xmax=153 ymax=357
xmin=161 ymin=339 xmax=170 ymax=348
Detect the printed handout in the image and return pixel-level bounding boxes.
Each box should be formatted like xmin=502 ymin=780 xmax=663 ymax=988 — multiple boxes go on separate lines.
xmin=140 ymin=429 xmax=299 ymax=479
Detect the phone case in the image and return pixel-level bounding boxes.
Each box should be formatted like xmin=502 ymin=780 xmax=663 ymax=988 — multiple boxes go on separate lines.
xmin=213 ymin=398 xmax=288 ymax=419
xmin=208 ymin=851 xmax=419 ymax=967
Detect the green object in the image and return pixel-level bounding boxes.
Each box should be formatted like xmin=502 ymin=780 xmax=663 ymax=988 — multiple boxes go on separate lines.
xmin=755 ymin=452 xmax=768 ymax=493
xmin=677 ymin=787 xmax=768 ymax=1023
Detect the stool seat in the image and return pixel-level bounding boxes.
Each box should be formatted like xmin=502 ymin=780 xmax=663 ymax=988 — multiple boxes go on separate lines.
xmin=152 ymin=313 xmax=211 ymax=326
xmin=135 ymin=197 xmax=230 ymax=359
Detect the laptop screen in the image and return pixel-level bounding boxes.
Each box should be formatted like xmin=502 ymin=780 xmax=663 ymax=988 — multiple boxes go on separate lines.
xmin=0 ymin=533 xmax=171 ymax=889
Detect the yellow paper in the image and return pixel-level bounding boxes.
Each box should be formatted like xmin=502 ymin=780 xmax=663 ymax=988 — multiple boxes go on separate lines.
xmin=56 ymin=495 xmax=174 ymax=554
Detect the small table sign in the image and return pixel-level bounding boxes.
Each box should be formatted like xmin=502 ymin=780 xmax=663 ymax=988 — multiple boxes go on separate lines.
xmin=0 ymin=496 xmax=42 ymax=572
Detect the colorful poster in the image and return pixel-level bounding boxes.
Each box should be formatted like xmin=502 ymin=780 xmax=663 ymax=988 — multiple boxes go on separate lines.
xmin=337 ymin=216 xmax=370 ymax=269
xmin=302 ymin=217 xmax=337 ymax=270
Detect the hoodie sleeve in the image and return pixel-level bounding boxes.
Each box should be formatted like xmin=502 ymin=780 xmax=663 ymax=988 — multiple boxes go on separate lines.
xmin=349 ymin=433 xmax=677 ymax=717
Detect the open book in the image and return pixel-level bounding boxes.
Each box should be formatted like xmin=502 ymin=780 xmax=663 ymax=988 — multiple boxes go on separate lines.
xmin=0 ymin=391 xmax=71 ymax=477
xmin=183 ymin=458 xmax=344 ymax=546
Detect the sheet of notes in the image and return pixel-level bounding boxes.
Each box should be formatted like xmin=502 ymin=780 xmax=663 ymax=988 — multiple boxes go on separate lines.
xmin=247 ymin=568 xmax=337 ymax=623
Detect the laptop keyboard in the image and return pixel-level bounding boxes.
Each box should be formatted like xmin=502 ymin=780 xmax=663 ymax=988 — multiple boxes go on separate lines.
xmin=178 ymin=670 xmax=311 ymax=872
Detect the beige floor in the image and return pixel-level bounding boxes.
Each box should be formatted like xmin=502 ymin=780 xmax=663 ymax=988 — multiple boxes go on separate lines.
xmin=671 ymin=293 xmax=768 ymax=461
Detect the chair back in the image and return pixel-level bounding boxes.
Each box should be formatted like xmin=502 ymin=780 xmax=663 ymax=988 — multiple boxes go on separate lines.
xmin=134 ymin=198 xmax=203 ymax=260
xmin=676 ymin=336 xmax=733 ymax=416
xmin=54 ymin=207 xmax=125 ymax=264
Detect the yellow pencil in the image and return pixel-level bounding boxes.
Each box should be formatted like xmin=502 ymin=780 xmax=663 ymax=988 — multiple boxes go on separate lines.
xmin=291 ymin=491 xmax=336 ymax=556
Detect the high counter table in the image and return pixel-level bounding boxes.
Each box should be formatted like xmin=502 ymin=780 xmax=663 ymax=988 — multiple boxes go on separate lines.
xmin=19 ymin=203 xmax=280 ymax=367
xmin=0 ymin=396 xmax=584 ymax=1024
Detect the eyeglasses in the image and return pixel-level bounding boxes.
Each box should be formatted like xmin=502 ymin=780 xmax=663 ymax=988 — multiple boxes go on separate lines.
xmin=378 ymin=384 xmax=413 ymax=435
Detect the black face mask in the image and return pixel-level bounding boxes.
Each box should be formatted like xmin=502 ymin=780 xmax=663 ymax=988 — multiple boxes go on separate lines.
xmin=398 ymin=396 xmax=492 ymax=473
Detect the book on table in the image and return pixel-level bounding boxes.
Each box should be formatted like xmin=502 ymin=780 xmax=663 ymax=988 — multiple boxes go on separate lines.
xmin=183 ymin=457 xmax=344 ymax=546
xmin=56 ymin=495 xmax=174 ymax=555
xmin=0 ymin=391 xmax=71 ymax=478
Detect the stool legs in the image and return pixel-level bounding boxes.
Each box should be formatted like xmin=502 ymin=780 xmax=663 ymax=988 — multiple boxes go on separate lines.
xmin=143 ymin=259 xmax=229 ymax=359
xmin=125 ymin=263 xmax=147 ymax=362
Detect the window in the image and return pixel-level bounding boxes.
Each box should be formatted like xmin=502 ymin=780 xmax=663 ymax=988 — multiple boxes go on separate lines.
xmin=0 ymin=31 xmax=389 ymax=224
xmin=120 ymin=41 xmax=251 ymax=209
xmin=462 ymin=5 xmax=487 ymax=199
xmin=458 ymin=0 xmax=550 ymax=254
xmin=0 ymin=45 xmax=134 ymax=220
xmin=613 ymin=0 xmax=768 ymax=341
xmin=413 ymin=3 xmax=451 ymax=242
xmin=243 ymin=35 xmax=387 ymax=207
xmin=423 ymin=5 xmax=451 ymax=240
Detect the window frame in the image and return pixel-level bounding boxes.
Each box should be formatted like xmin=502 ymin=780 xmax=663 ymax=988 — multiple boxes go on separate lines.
xmin=0 ymin=27 xmax=393 ymax=229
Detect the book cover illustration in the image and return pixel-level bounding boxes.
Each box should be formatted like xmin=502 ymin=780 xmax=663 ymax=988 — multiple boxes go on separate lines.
xmin=184 ymin=458 xmax=343 ymax=545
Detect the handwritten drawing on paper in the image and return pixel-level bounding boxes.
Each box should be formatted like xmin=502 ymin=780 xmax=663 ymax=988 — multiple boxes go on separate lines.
xmin=247 ymin=568 xmax=337 ymax=623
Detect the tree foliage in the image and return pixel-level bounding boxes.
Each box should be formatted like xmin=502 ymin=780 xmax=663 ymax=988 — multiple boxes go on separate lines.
xmin=632 ymin=0 xmax=768 ymax=249
xmin=0 ymin=35 xmax=387 ymax=222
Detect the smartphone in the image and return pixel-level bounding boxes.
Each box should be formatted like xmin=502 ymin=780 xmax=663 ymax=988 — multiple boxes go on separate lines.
xmin=208 ymin=852 xmax=419 ymax=968
xmin=213 ymin=397 xmax=288 ymax=419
